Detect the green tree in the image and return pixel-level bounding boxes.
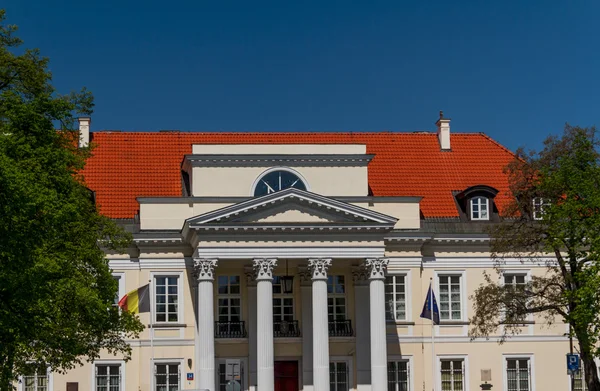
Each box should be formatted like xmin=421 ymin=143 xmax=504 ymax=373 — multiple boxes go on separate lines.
xmin=0 ymin=10 xmax=143 ymax=390
xmin=470 ymin=125 xmax=600 ymax=391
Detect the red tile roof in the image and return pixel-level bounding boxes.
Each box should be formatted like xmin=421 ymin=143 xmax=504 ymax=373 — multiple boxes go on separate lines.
xmin=81 ymin=132 xmax=515 ymax=219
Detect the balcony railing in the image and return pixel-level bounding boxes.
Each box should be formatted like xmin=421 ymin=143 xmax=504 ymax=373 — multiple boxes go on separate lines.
xmin=328 ymin=319 xmax=353 ymax=337
xmin=215 ymin=321 xmax=247 ymax=338
xmin=274 ymin=320 xmax=301 ymax=337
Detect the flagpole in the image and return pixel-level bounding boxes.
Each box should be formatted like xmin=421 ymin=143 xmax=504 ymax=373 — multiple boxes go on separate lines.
xmin=430 ymin=277 xmax=436 ymax=391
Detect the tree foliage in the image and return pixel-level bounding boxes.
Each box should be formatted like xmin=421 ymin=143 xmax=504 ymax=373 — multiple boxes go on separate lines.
xmin=470 ymin=124 xmax=600 ymax=390
xmin=0 ymin=10 xmax=143 ymax=389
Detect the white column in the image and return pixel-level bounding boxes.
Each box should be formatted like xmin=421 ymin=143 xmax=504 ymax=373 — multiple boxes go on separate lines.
xmin=245 ymin=267 xmax=258 ymax=391
xmin=194 ymin=258 xmax=218 ymax=391
xmin=299 ymin=267 xmax=314 ymax=391
xmin=254 ymin=258 xmax=277 ymax=391
xmin=352 ymin=267 xmax=372 ymax=391
xmin=365 ymin=258 xmax=389 ymax=391
xmin=308 ymin=258 xmax=332 ymax=391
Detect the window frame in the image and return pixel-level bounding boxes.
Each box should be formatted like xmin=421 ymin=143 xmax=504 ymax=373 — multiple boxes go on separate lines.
xmin=437 ymin=355 xmax=469 ymax=391
xmin=91 ymin=360 xmax=125 ymax=391
xmin=216 ymin=275 xmax=243 ymax=323
xmin=385 ymin=272 xmax=411 ymax=323
xmin=501 ymin=270 xmax=533 ymax=323
xmin=329 ymin=356 xmax=354 ymax=391
xmin=250 ymin=166 xmax=310 ymax=196
xmin=216 ymin=358 xmax=248 ymax=391
xmin=151 ymin=272 xmax=184 ymax=325
xmin=470 ymin=196 xmax=490 ymax=221
xmin=503 ymin=354 xmax=535 ymax=391
xmin=112 ymin=272 xmax=125 ymax=308
xmin=152 ymin=359 xmax=183 ymax=391
xmin=532 ymin=197 xmax=546 ymax=220
xmin=388 ymin=355 xmax=414 ymax=391
xmin=18 ymin=366 xmax=52 ymax=391
xmin=436 ymin=271 xmax=467 ymax=322
xmin=272 ymin=275 xmax=295 ymax=322
xmin=327 ymin=275 xmax=347 ymax=321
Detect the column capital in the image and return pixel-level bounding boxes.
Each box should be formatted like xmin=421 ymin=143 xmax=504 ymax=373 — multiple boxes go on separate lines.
xmin=308 ymin=258 xmax=332 ymax=281
xmin=351 ymin=265 xmax=370 ymax=286
xmin=364 ymin=258 xmax=389 ymax=280
xmin=297 ymin=266 xmax=312 ymax=286
xmin=244 ymin=266 xmax=257 ymax=287
xmin=253 ymin=258 xmax=277 ymax=281
xmin=193 ymin=258 xmax=218 ymax=281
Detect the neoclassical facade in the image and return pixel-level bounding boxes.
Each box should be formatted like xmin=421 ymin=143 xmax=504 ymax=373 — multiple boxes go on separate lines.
xmin=22 ymin=115 xmax=581 ymax=391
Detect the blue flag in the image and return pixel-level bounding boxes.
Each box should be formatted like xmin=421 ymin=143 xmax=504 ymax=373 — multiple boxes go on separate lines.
xmin=420 ymin=282 xmax=440 ymax=325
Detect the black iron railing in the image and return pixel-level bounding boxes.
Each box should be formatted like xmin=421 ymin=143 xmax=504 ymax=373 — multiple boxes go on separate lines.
xmin=328 ymin=319 xmax=353 ymax=337
xmin=274 ymin=320 xmax=301 ymax=337
xmin=215 ymin=321 xmax=247 ymax=338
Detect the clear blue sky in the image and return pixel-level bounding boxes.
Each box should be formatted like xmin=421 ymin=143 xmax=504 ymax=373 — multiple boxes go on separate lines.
xmin=4 ymin=0 xmax=599 ymax=151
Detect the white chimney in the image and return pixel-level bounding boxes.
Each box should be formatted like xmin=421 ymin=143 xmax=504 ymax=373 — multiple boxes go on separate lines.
xmin=78 ymin=117 xmax=91 ymax=148
xmin=436 ymin=110 xmax=451 ymax=150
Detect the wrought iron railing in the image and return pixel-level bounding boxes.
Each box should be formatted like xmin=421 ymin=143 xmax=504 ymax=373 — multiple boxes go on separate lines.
xmin=328 ymin=319 xmax=353 ymax=337
xmin=274 ymin=320 xmax=301 ymax=337
xmin=215 ymin=321 xmax=247 ymax=338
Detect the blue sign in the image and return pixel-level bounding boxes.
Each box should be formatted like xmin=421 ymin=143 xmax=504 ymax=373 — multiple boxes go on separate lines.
xmin=567 ymin=354 xmax=580 ymax=374
xmin=186 ymin=372 xmax=194 ymax=381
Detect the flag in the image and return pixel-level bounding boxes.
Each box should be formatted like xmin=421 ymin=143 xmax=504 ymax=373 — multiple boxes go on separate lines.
xmin=420 ymin=282 xmax=440 ymax=325
xmin=118 ymin=284 xmax=150 ymax=314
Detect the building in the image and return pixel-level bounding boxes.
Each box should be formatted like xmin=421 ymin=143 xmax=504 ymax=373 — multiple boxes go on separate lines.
xmin=23 ymin=114 xmax=579 ymax=391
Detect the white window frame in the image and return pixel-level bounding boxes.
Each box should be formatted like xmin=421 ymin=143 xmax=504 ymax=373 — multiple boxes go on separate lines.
xmin=272 ymin=275 xmax=295 ymax=322
xmin=385 ymin=272 xmax=411 ymax=322
xmin=329 ymin=356 xmax=354 ymax=391
xmin=470 ymin=196 xmax=490 ymax=220
xmin=501 ymin=270 xmax=533 ymax=322
xmin=572 ymin=358 xmax=600 ymax=391
xmin=18 ymin=366 xmax=53 ymax=391
xmin=437 ymin=355 xmax=469 ymax=391
xmin=216 ymin=358 xmax=248 ymax=391
xmin=152 ymin=358 xmax=183 ymax=391
xmin=250 ymin=166 xmax=310 ymax=195
xmin=91 ymin=360 xmax=125 ymax=391
xmin=436 ymin=271 xmax=467 ymax=322
xmin=503 ymin=354 xmax=535 ymax=391
xmin=388 ymin=355 xmax=414 ymax=391
xmin=216 ymin=275 xmax=243 ymax=322
xmin=532 ymin=197 xmax=545 ymax=220
xmin=112 ymin=272 xmax=125 ymax=308
xmin=151 ymin=272 xmax=184 ymax=325
xmin=327 ymin=275 xmax=347 ymax=320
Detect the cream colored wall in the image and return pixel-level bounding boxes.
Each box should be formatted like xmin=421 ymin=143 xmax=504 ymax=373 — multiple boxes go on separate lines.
xmin=192 ymin=144 xmax=366 ymax=155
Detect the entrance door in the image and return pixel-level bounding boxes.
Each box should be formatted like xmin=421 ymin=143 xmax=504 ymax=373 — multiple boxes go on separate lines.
xmin=275 ymin=361 xmax=299 ymax=391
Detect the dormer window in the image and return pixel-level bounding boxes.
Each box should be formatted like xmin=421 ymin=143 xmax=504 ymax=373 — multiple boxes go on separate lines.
xmin=532 ymin=197 xmax=545 ymax=220
xmin=470 ymin=196 xmax=489 ymax=220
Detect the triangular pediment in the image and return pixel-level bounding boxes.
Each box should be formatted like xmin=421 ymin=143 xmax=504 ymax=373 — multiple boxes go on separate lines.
xmin=186 ymin=188 xmax=398 ymax=229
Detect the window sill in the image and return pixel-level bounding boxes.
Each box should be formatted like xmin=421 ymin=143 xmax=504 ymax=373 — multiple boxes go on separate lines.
xmin=148 ymin=323 xmax=187 ymax=328
xmin=500 ymin=320 xmax=535 ymax=325
xmin=387 ymin=321 xmax=415 ymax=326
xmin=439 ymin=321 xmax=469 ymax=326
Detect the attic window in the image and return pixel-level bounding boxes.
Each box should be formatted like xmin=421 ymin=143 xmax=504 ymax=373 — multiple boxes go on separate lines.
xmin=470 ymin=196 xmax=489 ymax=220
xmin=532 ymin=197 xmax=545 ymax=220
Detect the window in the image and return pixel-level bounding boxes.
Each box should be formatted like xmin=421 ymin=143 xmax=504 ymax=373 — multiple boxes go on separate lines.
xmin=439 ymin=275 xmax=462 ymax=321
xmin=253 ymin=168 xmax=307 ymax=196
xmin=112 ymin=274 xmax=123 ymax=308
xmin=217 ymin=275 xmax=241 ymax=323
xmin=21 ymin=366 xmax=48 ymax=391
xmin=385 ymin=275 xmax=407 ymax=321
xmin=440 ymin=359 xmax=464 ymax=391
xmin=155 ymin=363 xmax=179 ymax=391
xmin=388 ymin=361 xmax=410 ymax=391
xmin=95 ymin=364 xmax=121 ymax=391
xmin=327 ymin=276 xmax=346 ymax=321
xmin=273 ymin=276 xmax=294 ymax=322
xmin=506 ymin=358 xmax=531 ymax=391
xmin=470 ymin=196 xmax=489 ymax=220
xmin=155 ymin=276 xmax=179 ymax=323
xmin=217 ymin=361 xmax=244 ymax=391
xmin=532 ymin=197 xmax=545 ymax=220
xmin=573 ymin=368 xmax=587 ymax=391
xmin=329 ymin=362 xmax=349 ymax=391
xmin=504 ymin=274 xmax=526 ymax=289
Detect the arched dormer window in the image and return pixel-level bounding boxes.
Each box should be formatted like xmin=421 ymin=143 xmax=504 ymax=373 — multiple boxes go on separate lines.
xmin=252 ymin=167 xmax=308 ymax=197
xmin=455 ymin=185 xmax=499 ymax=222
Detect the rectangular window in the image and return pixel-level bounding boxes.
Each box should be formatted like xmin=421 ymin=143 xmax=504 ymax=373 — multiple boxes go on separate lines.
xmin=574 ymin=368 xmax=587 ymax=391
xmin=471 ymin=197 xmax=489 ymax=220
xmin=506 ymin=358 xmax=530 ymax=391
xmin=217 ymin=275 xmax=241 ymax=322
xmin=329 ymin=361 xmax=349 ymax=391
xmin=272 ymin=276 xmax=294 ymax=322
xmin=112 ymin=275 xmax=122 ymax=308
xmin=439 ymin=275 xmax=462 ymax=321
xmin=532 ymin=197 xmax=545 ymax=220
xmin=22 ymin=366 xmax=48 ymax=391
xmin=155 ymin=276 xmax=179 ymax=323
xmin=217 ymin=361 xmax=244 ymax=391
xmin=388 ymin=360 xmax=410 ymax=391
xmin=440 ymin=359 xmax=464 ymax=391
xmin=385 ymin=275 xmax=407 ymax=321
xmin=95 ymin=364 xmax=121 ymax=391
xmin=327 ymin=275 xmax=346 ymax=321
xmin=155 ymin=363 xmax=179 ymax=391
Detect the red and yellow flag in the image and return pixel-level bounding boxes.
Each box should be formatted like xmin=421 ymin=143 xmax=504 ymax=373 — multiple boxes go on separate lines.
xmin=118 ymin=284 xmax=150 ymax=314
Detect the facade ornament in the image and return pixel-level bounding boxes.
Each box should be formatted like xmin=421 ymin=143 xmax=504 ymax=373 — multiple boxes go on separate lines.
xmin=297 ymin=266 xmax=312 ymax=286
xmin=193 ymin=258 xmax=218 ymax=281
xmin=365 ymin=258 xmax=389 ymax=280
xmin=351 ymin=265 xmax=370 ymax=285
xmin=308 ymin=258 xmax=332 ymax=280
xmin=244 ymin=266 xmax=257 ymax=287
xmin=253 ymin=258 xmax=277 ymax=281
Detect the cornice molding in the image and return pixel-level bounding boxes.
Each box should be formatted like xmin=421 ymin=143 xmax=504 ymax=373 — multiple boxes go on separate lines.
xmin=181 ymin=153 xmax=375 ymax=170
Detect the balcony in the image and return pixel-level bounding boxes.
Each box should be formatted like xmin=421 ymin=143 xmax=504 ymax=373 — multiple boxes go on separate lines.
xmin=328 ymin=319 xmax=353 ymax=337
xmin=274 ymin=320 xmax=301 ymax=338
xmin=215 ymin=321 xmax=247 ymax=338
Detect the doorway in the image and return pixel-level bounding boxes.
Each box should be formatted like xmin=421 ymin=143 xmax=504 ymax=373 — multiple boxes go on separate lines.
xmin=274 ymin=361 xmax=299 ymax=391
